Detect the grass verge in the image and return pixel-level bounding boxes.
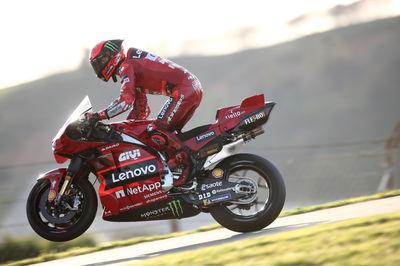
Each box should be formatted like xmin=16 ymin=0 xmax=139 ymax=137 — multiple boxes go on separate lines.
xmin=5 ymin=189 xmax=400 ymax=266
xmin=132 ymin=211 xmax=400 ymax=266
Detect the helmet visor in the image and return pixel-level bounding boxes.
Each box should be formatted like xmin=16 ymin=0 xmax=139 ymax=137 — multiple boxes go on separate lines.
xmin=90 ymin=53 xmax=111 ymax=78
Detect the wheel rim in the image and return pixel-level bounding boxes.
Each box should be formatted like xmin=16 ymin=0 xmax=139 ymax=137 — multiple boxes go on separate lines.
xmin=224 ymin=166 xmax=271 ymax=217
xmin=34 ymin=182 xmax=86 ymax=233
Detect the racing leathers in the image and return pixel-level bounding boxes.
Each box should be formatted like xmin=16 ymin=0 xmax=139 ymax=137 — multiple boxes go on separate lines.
xmin=96 ymin=48 xmax=203 ymax=190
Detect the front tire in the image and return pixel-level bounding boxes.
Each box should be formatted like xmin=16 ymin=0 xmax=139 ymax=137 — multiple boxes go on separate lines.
xmin=209 ymin=153 xmax=285 ymax=232
xmin=26 ymin=178 xmax=97 ymax=242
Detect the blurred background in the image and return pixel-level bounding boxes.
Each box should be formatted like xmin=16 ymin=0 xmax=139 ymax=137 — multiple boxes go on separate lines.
xmin=0 ymin=0 xmax=399 ymax=251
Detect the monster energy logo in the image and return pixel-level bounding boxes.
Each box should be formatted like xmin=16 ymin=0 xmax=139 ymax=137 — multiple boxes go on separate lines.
xmin=104 ymin=42 xmax=119 ymax=52
xmin=167 ymin=200 xmax=183 ymax=217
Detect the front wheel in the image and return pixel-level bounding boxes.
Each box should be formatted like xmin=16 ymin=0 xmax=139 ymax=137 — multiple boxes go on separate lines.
xmin=26 ymin=178 xmax=97 ymax=242
xmin=209 ymin=153 xmax=285 ymax=232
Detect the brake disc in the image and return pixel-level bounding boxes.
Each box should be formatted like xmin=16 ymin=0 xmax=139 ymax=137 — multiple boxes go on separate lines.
xmin=39 ymin=188 xmax=77 ymax=224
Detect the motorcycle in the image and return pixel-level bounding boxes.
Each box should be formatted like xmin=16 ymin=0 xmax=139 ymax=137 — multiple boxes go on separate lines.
xmin=26 ymin=94 xmax=286 ymax=242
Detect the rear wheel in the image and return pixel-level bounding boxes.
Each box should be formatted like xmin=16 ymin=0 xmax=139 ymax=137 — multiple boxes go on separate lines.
xmin=209 ymin=153 xmax=285 ymax=232
xmin=26 ymin=178 xmax=97 ymax=242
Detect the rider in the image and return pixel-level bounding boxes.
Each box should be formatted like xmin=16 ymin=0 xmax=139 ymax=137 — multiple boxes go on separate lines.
xmin=88 ymin=39 xmax=203 ymax=191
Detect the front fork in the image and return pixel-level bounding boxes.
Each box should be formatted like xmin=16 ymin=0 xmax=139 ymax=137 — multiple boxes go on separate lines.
xmin=55 ymin=157 xmax=83 ymax=202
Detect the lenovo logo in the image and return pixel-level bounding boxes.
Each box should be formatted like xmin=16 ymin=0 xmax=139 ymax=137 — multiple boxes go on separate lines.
xmin=103 ymin=158 xmax=159 ymax=190
xmin=195 ymin=130 xmax=216 ymax=143
xmin=111 ymin=165 xmax=157 ymax=183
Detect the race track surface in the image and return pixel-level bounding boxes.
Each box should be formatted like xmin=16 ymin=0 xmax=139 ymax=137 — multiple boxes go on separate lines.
xmin=34 ymin=196 xmax=400 ymax=266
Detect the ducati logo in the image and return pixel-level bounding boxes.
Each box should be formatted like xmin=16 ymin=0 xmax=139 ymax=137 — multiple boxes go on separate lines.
xmin=119 ymin=149 xmax=141 ymax=162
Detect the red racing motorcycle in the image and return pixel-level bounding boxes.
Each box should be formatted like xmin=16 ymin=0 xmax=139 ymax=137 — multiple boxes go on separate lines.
xmin=26 ymin=94 xmax=285 ymax=241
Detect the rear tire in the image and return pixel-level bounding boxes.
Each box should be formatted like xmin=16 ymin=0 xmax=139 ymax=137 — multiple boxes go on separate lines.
xmin=209 ymin=153 xmax=285 ymax=232
xmin=26 ymin=178 xmax=97 ymax=242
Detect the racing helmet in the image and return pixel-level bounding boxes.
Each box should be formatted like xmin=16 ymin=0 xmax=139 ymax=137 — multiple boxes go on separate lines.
xmin=89 ymin=39 xmax=125 ymax=82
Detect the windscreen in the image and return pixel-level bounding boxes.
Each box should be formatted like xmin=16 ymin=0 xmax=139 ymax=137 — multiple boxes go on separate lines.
xmin=52 ymin=96 xmax=92 ymax=144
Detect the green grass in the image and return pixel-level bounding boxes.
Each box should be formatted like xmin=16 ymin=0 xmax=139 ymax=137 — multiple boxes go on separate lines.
xmin=5 ymin=189 xmax=400 ymax=266
xmin=133 ymin=211 xmax=400 ymax=266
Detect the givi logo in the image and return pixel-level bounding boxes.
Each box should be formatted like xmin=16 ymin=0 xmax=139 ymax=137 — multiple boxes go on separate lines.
xmin=119 ymin=149 xmax=141 ymax=162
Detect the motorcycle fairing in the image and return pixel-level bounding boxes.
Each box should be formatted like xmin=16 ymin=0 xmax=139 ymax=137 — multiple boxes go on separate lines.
xmin=37 ymin=167 xmax=90 ymax=203
xmin=37 ymin=168 xmax=66 ymax=203
xmin=180 ymin=95 xmax=273 ymax=151
xmin=92 ymin=142 xmax=172 ymax=219
xmin=103 ymin=197 xmax=200 ymax=222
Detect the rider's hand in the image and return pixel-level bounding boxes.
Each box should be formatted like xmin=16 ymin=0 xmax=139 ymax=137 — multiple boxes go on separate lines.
xmin=85 ymin=112 xmax=100 ymax=126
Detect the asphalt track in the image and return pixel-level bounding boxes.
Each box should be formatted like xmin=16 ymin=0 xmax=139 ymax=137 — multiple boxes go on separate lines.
xmin=35 ymin=196 xmax=400 ymax=266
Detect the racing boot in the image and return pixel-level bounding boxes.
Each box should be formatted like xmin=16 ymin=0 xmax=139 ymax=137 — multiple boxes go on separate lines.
xmin=147 ymin=122 xmax=195 ymax=191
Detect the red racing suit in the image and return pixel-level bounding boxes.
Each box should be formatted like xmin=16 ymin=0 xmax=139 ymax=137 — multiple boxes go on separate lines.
xmin=98 ymin=48 xmax=203 ymax=133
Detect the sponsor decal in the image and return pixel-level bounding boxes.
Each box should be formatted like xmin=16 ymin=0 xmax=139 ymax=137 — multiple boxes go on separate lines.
xmin=167 ymin=94 xmax=184 ymax=123
xmin=145 ymin=194 xmax=168 ymax=204
xmin=101 ymin=143 xmax=120 ymax=152
xmin=225 ymin=111 xmax=244 ymax=120
xmin=104 ymin=210 xmax=112 ymax=217
xmin=144 ymin=189 xmax=163 ymax=199
xmin=145 ymin=52 xmax=158 ymax=61
xmin=158 ymin=97 xmax=174 ymax=120
xmin=115 ymin=189 xmax=126 ymax=199
xmin=140 ymin=206 xmax=170 ymax=218
xmin=48 ymin=190 xmax=56 ymax=200
xmin=120 ymin=202 xmax=143 ymax=212
xmin=130 ymin=48 xmax=144 ymax=59
xmin=111 ymin=165 xmax=156 ymax=183
xmin=212 ymin=187 xmax=233 ymax=194
xmin=212 ymin=168 xmax=224 ymax=178
xmin=168 ymin=200 xmax=184 ymax=217
xmin=102 ymin=158 xmax=158 ymax=189
xmin=204 ymin=194 xmax=232 ymax=206
xmin=119 ymin=149 xmax=141 ymax=162
xmin=115 ymin=182 xmax=163 ymax=199
xmin=127 ymin=182 xmax=161 ymax=195
xmin=195 ymin=130 xmax=216 ymax=143
xmin=201 ymin=181 xmax=223 ymax=191
xmin=104 ymin=41 xmax=119 ymax=52
xmin=244 ymin=111 xmax=266 ymax=125
xmin=105 ymin=64 xmax=114 ymax=75
xmin=107 ymin=100 xmax=131 ymax=118
xmin=198 ymin=192 xmax=212 ymax=200
xmin=122 ymin=77 xmax=130 ymax=84
xmin=115 ymin=53 xmax=122 ymax=64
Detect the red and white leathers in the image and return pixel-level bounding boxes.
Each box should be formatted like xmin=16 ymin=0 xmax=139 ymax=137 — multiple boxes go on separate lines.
xmin=96 ymin=48 xmax=203 ymax=188
xmin=98 ymin=48 xmax=202 ymax=128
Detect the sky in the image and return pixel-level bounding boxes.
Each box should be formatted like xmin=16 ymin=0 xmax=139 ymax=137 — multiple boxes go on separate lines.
xmin=0 ymin=0 xmax=398 ymax=89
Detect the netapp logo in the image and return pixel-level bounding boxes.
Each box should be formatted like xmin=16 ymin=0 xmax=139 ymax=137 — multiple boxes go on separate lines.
xmin=103 ymin=158 xmax=158 ymax=189
xmin=115 ymin=182 xmax=161 ymax=199
xmin=195 ymin=130 xmax=216 ymax=143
